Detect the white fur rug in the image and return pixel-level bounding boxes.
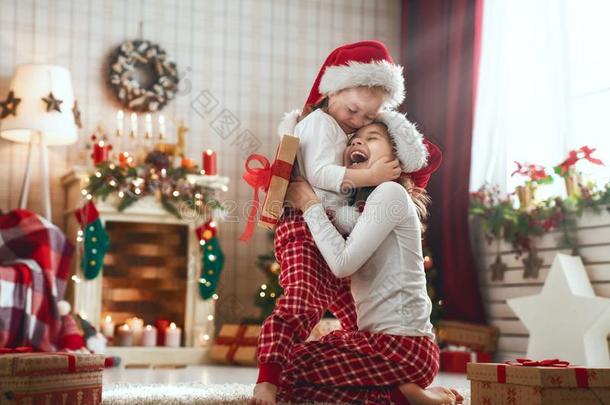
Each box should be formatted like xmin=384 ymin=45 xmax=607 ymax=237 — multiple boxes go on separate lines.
xmin=102 ymin=382 xmax=470 ymax=405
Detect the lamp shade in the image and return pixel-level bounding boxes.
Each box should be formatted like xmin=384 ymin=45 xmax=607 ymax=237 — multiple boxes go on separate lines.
xmin=0 ymin=64 xmax=78 ymax=146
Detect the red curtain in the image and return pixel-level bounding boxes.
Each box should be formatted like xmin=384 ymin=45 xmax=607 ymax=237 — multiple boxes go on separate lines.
xmin=400 ymin=0 xmax=486 ymax=323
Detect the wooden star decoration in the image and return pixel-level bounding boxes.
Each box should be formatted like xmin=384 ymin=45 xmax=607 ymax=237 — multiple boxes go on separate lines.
xmin=0 ymin=91 xmax=21 ymax=119
xmin=72 ymin=101 xmax=82 ymax=128
xmin=490 ymin=254 xmax=507 ymax=282
xmin=522 ymin=249 xmax=543 ymax=279
xmin=42 ymin=92 xmax=63 ymax=113
xmin=507 ymin=254 xmax=610 ymax=366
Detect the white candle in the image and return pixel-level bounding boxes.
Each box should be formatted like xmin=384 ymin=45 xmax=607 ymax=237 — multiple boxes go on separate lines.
xmin=165 ymin=322 xmax=182 ymax=347
xmin=126 ymin=317 xmax=144 ymax=345
xmin=130 ymin=112 xmax=138 ymax=138
xmin=101 ymin=315 xmax=115 ymax=339
xmin=116 ymin=324 xmax=133 ymax=346
xmin=158 ymin=114 xmax=166 ymax=139
xmin=145 ymin=113 xmax=153 ymax=139
xmin=141 ymin=325 xmax=157 ymax=347
xmin=116 ymin=110 xmax=124 ymax=137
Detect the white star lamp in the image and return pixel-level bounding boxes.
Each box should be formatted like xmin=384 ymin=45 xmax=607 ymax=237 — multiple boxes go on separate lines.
xmin=507 ymin=253 xmax=610 ymax=366
xmin=0 ymin=64 xmax=78 ymax=220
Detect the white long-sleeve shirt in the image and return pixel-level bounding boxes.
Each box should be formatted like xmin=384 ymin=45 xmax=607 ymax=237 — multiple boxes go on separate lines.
xmin=294 ymin=109 xmax=349 ymax=210
xmin=303 ymin=181 xmax=434 ymax=338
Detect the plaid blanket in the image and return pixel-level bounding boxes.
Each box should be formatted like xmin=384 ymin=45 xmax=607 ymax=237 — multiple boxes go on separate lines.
xmin=0 ymin=209 xmax=74 ymax=351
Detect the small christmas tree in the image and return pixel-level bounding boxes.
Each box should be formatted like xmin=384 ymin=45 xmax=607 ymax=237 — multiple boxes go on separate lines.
xmin=255 ymin=231 xmax=283 ymax=321
xmin=423 ymin=243 xmax=443 ymax=326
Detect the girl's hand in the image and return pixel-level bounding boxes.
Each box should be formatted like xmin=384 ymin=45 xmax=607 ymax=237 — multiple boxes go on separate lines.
xmin=285 ymin=176 xmax=320 ymax=212
xmin=369 ymin=157 xmax=401 ymax=184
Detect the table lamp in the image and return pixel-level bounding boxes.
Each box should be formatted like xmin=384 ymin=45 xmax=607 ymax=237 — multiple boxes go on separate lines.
xmin=0 ymin=64 xmax=79 ymax=220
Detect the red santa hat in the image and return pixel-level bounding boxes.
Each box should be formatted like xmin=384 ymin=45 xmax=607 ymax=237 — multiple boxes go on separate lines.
xmin=403 ymin=139 xmax=442 ymax=189
xmin=278 ymin=40 xmax=404 ymax=136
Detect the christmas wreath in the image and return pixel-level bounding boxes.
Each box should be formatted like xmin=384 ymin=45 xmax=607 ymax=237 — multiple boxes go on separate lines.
xmin=108 ymin=39 xmax=179 ymax=112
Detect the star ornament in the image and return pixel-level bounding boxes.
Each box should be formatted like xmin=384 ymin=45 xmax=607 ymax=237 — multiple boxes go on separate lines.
xmin=0 ymin=90 xmax=21 ymax=119
xmin=42 ymin=92 xmax=63 ymax=113
xmin=507 ymin=253 xmax=610 ymax=366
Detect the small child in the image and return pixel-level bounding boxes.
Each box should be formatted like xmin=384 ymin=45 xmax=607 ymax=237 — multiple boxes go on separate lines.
xmin=253 ymin=40 xmax=407 ymax=405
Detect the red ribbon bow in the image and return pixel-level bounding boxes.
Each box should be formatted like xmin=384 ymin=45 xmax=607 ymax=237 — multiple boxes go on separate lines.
xmin=497 ymin=358 xmax=589 ymax=388
xmin=506 ymin=358 xmax=570 ymax=367
xmin=239 ymin=154 xmax=272 ymax=242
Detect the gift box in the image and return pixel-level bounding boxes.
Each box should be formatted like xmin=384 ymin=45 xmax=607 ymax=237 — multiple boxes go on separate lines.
xmin=0 ymin=349 xmax=105 ymax=405
xmin=440 ymin=346 xmax=492 ymax=373
xmin=209 ymin=324 xmax=260 ymax=366
xmin=240 ymin=135 xmax=299 ymax=240
xmin=437 ymin=320 xmax=499 ymax=352
xmin=468 ymin=360 xmax=610 ymax=405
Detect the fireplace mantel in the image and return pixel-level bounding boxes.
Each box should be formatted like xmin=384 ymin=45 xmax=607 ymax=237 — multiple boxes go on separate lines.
xmin=61 ymin=167 xmax=229 ymax=365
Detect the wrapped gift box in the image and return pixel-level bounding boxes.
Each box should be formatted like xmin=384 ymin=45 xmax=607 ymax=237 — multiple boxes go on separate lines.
xmin=209 ymin=324 xmax=260 ymax=366
xmin=468 ymin=361 xmax=610 ymax=404
xmin=440 ymin=346 xmax=492 ymax=373
xmin=0 ymin=351 xmax=105 ymax=405
xmin=437 ymin=320 xmax=499 ymax=352
xmin=257 ymin=134 xmax=299 ymax=230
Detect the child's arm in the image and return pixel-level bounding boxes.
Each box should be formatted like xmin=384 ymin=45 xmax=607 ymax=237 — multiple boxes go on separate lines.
xmin=302 ymin=181 xmax=411 ymax=278
xmin=298 ymin=119 xmax=401 ymax=192
xmin=342 ymin=157 xmax=402 ymax=189
xmin=297 ymin=117 xmax=346 ymax=193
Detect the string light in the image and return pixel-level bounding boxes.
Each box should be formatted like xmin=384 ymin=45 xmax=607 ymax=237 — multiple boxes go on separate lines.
xmin=71 ymin=275 xmax=82 ymax=283
xmin=203 ymin=334 xmax=210 ymax=341
xmin=80 ymin=189 xmax=88 ymax=196
xmin=260 ymin=292 xmax=266 ymax=297
xmin=199 ymin=239 xmax=206 ymax=246
xmin=95 ymin=171 xmax=102 ymax=178
xmin=207 ymin=315 xmax=214 ymax=321
xmin=208 ymin=254 xmax=216 ymax=262
xmin=172 ymin=190 xmax=180 ymax=197
xmin=212 ymin=294 xmax=219 ymax=300
xmin=86 ymin=194 xmax=93 ymax=200
xmin=261 ymin=284 xmax=267 ymax=290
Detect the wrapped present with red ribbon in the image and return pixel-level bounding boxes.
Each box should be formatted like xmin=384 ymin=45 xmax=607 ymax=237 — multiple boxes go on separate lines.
xmin=440 ymin=345 xmax=492 ymax=373
xmin=0 ymin=349 xmax=105 ymax=405
xmin=239 ymin=134 xmax=299 ymax=241
xmin=468 ymin=358 xmax=610 ymax=404
xmin=209 ymin=324 xmax=261 ymax=366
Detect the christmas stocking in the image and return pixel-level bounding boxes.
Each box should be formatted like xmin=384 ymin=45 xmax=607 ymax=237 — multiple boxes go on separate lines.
xmin=75 ymin=201 xmax=109 ymax=280
xmin=196 ymin=220 xmax=225 ymax=300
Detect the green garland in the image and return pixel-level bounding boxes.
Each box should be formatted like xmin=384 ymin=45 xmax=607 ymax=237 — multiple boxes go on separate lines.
xmin=470 ymin=182 xmax=610 ymax=256
xmin=86 ymin=161 xmax=223 ymax=219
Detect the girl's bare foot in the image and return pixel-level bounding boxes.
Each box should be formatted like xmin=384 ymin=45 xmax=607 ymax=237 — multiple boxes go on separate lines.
xmin=399 ymin=383 xmax=463 ymax=405
xmin=250 ymin=382 xmax=277 ymax=405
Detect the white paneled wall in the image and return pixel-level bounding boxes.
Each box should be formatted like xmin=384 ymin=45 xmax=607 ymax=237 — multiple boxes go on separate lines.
xmin=0 ymin=0 xmax=402 ymax=324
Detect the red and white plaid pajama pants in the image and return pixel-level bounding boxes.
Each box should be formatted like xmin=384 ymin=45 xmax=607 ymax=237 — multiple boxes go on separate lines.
xmin=257 ymin=208 xmax=358 ymax=384
xmin=257 ymin=208 xmax=440 ymax=404
xmin=276 ymin=329 xmax=440 ymax=405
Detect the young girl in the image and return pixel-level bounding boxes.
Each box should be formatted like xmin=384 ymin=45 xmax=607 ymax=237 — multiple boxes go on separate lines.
xmin=277 ymin=112 xmax=464 ymax=405
xmin=253 ymin=41 xmax=411 ymax=404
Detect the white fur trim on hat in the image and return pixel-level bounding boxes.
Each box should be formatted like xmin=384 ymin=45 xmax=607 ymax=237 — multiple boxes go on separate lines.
xmin=319 ymin=61 xmax=405 ymax=108
xmin=375 ymin=110 xmax=428 ymax=173
xmin=277 ymin=109 xmax=301 ymax=137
